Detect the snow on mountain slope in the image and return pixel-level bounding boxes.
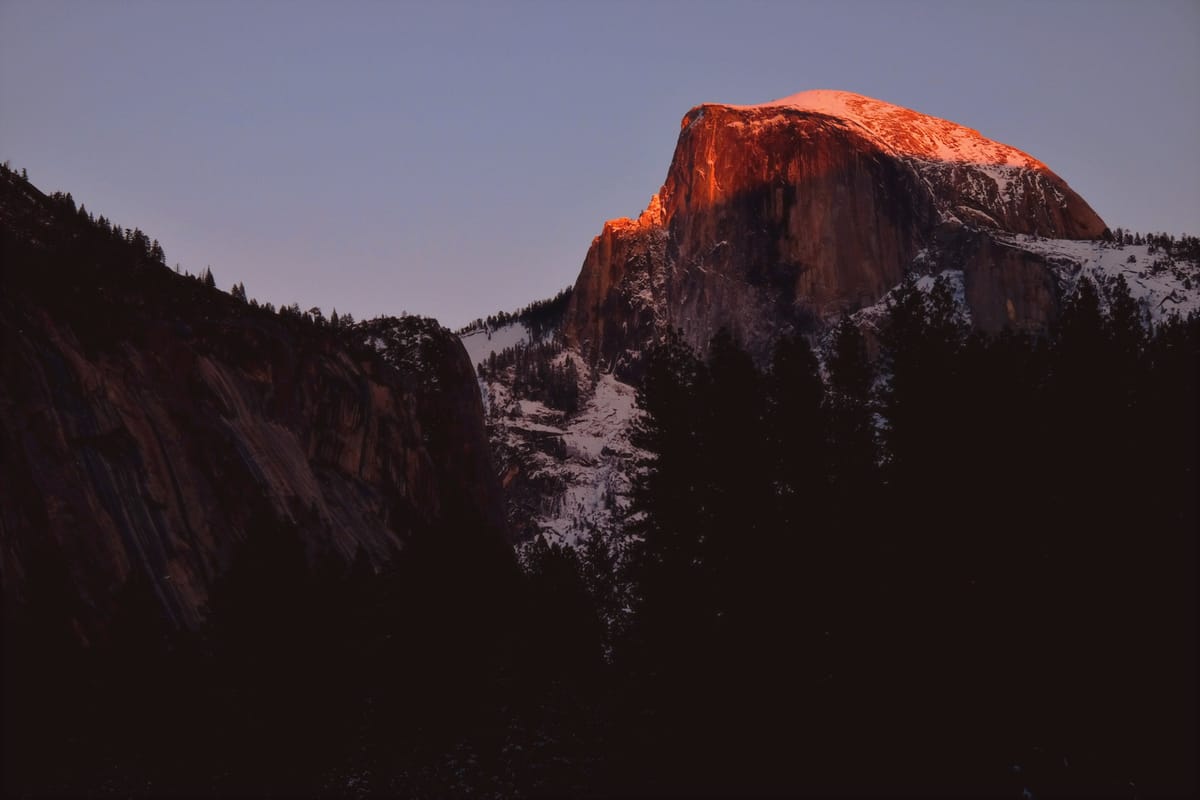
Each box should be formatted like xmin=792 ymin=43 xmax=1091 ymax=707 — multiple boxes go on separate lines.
xmin=473 ymin=348 xmax=643 ymax=546
xmin=460 ymin=322 xmax=530 ymax=369
xmin=999 ymin=234 xmax=1200 ymax=322
xmin=542 ymin=372 xmax=641 ymax=543
xmin=473 ymin=236 xmax=1198 ymax=549
xmin=848 ymin=236 xmax=1199 ymax=345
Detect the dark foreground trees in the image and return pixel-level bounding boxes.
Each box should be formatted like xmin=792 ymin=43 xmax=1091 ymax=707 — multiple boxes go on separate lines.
xmin=4 ymin=276 xmax=1196 ymax=797
xmin=615 ymin=277 xmax=1196 ymax=797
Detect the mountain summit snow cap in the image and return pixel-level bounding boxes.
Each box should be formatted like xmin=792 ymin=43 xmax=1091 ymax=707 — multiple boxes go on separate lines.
xmin=713 ymin=89 xmax=1049 ymax=170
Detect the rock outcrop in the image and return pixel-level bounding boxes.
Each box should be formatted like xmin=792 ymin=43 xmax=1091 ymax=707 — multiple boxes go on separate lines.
xmin=564 ymin=90 xmax=1108 ymax=370
xmin=0 ymin=170 xmax=506 ymax=636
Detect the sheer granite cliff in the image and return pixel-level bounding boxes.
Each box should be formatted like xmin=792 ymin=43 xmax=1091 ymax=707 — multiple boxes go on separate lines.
xmin=564 ymin=91 xmax=1108 ymax=371
xmin=0 ymin=171 xmax=506 ymax=636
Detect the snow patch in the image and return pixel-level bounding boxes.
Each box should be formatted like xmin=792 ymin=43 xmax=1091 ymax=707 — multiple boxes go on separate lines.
xmin=460 ymin=322 xmax=530 ymax=369
xmin=542 ymin=373 xmax=642 ymax=544
xmin=849 ymin=268 xmax=971 ymax=340
xmin=484 ymin=361 xmax=645 ymax=547
xmin=997 ymin=235 xmax=1200 ymax=323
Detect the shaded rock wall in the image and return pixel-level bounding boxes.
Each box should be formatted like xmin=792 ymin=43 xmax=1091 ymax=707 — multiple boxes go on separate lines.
xmin=0 ymin=174 xmax=505 ymax=637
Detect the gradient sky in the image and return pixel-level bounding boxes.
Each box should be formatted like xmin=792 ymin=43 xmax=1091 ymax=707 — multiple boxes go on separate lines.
xmin=2 ymin=0 xmax=1197 ymax=329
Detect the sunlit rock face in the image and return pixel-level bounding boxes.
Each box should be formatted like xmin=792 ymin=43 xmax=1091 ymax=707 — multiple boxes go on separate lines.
xmin=0 ymin=171 xmax=506 ymax=636
xmin=564 ymin=90 xmax=1108 ymax=370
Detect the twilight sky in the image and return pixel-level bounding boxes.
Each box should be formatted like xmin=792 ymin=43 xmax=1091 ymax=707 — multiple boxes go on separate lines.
xmin=2 ymin=0 xmax=1197 ymax=329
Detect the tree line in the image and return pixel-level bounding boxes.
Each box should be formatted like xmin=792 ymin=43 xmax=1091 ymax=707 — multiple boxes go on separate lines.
xmin=599 ymin=272 xmax=1197 ymax=795
xmin=479 ymin=337 xmax=583 ymax=415
xmin=1108 ymin=225 xmax=1200 ymax=261
xmin=458 ymin=286 xmax=573 ymax=341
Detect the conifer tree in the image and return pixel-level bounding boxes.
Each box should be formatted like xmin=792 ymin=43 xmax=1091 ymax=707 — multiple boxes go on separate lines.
xmin=824 ymin=314 xmax=875 ymax=501
xmin=626 ymin=330 xmax=711 ymax=663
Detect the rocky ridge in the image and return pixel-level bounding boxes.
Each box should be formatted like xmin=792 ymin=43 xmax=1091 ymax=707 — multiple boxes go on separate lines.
xmin=0 ymin=170 xmax=506 ymax=635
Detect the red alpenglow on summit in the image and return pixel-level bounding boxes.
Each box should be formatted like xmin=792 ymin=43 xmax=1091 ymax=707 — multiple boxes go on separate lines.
xmin=735 ymin=90 xmax=1049 ymax=168
xmin=564 ymin=89 xmax=1108 ymax=372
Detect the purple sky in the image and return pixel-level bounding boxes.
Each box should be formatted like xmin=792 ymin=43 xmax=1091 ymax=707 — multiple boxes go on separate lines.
xmin=2 ymin=0 xmax=1197 ymax=329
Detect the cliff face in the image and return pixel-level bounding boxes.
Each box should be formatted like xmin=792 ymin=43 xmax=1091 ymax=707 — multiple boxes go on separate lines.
xmin=564 ymin=90 xmax=1108 ymax=369
xmin=0 ymin=172 xmax=505 ymax=636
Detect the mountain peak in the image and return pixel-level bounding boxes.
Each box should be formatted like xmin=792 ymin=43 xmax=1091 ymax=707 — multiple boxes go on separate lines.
xmin=698 ymin=89 xmax=1048 ymax=171
xmin=567 ymin=90 xmax=1110 ymax=373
